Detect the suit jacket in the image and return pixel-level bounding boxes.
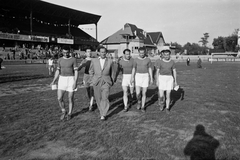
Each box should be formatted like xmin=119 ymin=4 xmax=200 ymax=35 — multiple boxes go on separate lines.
xmin=89 ymin=58 xmax=116 ymax=87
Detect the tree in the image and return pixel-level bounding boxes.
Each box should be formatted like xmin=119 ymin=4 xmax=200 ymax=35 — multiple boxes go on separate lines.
xmin=199 ymin=33 xmax=209 ymax=47
xmin=212 ymin=29 xmax=239 ymax=52
xmin=170 ymin=42 xmax=183 ymax=54
xmin=183 ymin=42 xmax=204 ymax=55
xmin=212 ymin=36 xmax=225 ymax=51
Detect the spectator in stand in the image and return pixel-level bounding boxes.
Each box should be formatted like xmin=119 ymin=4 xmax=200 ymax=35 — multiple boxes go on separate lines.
xmin=0 ymin=57 xmax=3 ymax=70
xmin=2 ymin=43 xmax=5 ymax=51
xmin=12 ymin=47 xmax=16 ymax=60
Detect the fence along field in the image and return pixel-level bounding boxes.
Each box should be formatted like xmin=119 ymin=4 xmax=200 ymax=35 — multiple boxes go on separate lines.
xmin=0 ymin=62 xmax=240 ymax=160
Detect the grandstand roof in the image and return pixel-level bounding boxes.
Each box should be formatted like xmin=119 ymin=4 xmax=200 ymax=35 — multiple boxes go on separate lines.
xmin=0 ymin=0 xmax=101 ymax=26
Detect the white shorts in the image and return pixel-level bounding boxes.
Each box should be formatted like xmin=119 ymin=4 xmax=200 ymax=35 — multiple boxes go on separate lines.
xmin=158 ymin=75 xmax=174 ymax=91
xmin=135 ymin=73 xmax=149 ymax=88
xmin=58 ymin=76 xmax=76 ymax=92
xmin=122 ymin=74 xmax=134 ymax=87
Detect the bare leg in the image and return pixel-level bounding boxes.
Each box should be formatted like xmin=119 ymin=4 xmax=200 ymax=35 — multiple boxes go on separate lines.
xmin=89 ymin=86 xmax=94 ymax=111
xmin=122 ymin=86 xmax=128 ymax=109
xmin=68 ymin=91 xmax=74 ymax=115
xmin=141 ymin=87 xmax=148 ymax=110
xmin=129 ymin=87 xmax=134 ymax=99
xmin=57 ymin=89 xmax=66 ymax=120
xmin=158 ymin=89 xmax=165 ymax=110
xmin=165 ymin=90 xmax=171 ymax=110
xmin=135 ymin=86 xmax=141 ymax=109
xmin=57 ymin=89 xmax=65 ymax=111
xmin=90 ymin=96 xmax=94 ymax=107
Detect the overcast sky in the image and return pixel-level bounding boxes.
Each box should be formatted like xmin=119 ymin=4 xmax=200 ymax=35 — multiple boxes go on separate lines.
xmin=44 ymin=0 xmax=240 ymax=47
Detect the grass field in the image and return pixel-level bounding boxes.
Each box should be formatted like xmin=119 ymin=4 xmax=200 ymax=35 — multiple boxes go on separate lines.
xmin=0 ymin=62 xmax=240 ymax=160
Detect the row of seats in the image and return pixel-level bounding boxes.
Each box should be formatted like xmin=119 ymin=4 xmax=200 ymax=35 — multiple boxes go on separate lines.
xmin=0 ymin=17 xmax=94 ymax=40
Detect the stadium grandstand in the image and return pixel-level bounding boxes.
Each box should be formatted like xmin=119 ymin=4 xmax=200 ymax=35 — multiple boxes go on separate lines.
xmin=0 ymin=0 xmax=101 ymax=60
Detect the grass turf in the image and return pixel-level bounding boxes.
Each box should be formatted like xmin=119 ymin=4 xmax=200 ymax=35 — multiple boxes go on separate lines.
xmin=0 ymin=62 xmax=240 ymax=160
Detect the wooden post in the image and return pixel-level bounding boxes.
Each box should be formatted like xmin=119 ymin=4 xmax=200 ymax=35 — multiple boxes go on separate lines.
xmin=95 ymin=23 xmax=98 ymax=41
xmin=30 ymin=10 xmax=33 ymax=35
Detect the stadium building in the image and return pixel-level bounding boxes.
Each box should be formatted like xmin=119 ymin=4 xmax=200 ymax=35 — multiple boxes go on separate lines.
xmin=0 ymin=0 xmax=101 ymax=51
xmin=100 ymin=23 xmax=166 ymax=57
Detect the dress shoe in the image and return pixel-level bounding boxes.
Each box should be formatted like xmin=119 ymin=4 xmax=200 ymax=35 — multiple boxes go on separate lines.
xmin=100 ymin=116 xmax=105 ymax=121
xmin=60 ymin=110 xmax=67 ymax=120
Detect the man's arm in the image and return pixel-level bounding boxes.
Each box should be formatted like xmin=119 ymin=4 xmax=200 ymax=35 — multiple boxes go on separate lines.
xmin=114 ymin=61 xmax=122 ymax=82
xmin=156 ymin=69 xmax=159 ymax=86
xmin=73 ymin=70 xmax=79 ymax=90
xmin=50 ymin=59 xmax=60 ymax=85
xmin=77 ymin=59 xmax=86 ymax=71
xmin=111 ymin=61 xmax=117 ymax=84
xmin=130 ymin=67 xmax=136 ymax=85
xmin=148 ymin=67 xmax=153 ymax=84
xmin=88 ymin=60 xmax=94 ymax=76
xmin=50 ymin=69 xmax=60 ymax=85
xmin=173 ymin=68 xmax=177 ymax=86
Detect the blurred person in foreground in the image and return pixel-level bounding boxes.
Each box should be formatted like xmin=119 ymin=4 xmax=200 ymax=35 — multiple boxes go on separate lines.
xmin=131 ymin=47 xmax=153 ymax=112
xmin=50 ymin=45 xmax=78 ymax=121
xmin=155 ymin=46 xmax=177 ymax=113
xmin=78 ymin=48 xmax=94 ymax=111
xmin=89 ymin=46 xmax=116 ymax=121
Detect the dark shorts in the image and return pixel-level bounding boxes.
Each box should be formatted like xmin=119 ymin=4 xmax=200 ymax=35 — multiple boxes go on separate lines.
xmin=83 ymin=73 xmax=92 ymax=87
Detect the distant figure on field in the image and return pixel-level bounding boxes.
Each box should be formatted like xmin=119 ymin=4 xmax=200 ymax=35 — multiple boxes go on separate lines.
xmin=47 ymin=57 xmax=54 ymax=75
xmin=197 ymin=56 xmax=202 ymax=68
xmin=186 ymin=57 xmax=190 ymax=66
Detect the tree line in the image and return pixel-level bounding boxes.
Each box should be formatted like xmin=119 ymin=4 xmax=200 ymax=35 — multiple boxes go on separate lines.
xmin=168 ymin=29 xmax=239 ymax=55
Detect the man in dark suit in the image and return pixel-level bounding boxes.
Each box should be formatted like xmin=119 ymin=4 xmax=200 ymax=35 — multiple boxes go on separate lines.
xmin=89 ymin=46 xmax=116 ymax=120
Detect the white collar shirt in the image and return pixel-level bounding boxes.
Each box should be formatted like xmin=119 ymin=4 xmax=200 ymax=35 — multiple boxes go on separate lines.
xmin=99 ymin=58 xmax=106 ymax=70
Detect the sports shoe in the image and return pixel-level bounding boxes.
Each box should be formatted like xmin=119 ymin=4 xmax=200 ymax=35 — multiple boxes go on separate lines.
xmin=89 ymin=105 xmax=93 ymax=112
xmin=141 ymin=107 xmax=146 ymax=113
xmin=123 ymin=106 xmax=128 ymax=112
xmin=60 ymin=111 xmax=67 ymax=120
xmin=100 ymin=116 xmax=105 ymax=121
xmin=166 ymin=108 xmax=170 ymax=114
xmin=137 ymin=102 xmax=141 ymax=110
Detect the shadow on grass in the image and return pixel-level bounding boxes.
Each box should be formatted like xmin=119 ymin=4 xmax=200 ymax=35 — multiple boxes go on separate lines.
xmin=107 ymin=91 xmax=124 ymax=118
xmin=0 ymin=74 xmax=50 ymax=83
xmin=170 ymin=87 xmax=185 ymax=109
xmin=184 ymin=124 xmax=220 ymax=160
xmin=144 ymin=87 xmax=185 ymax=110
xmin=109 ymin=89 xmax=123 ymax=102
xmin=145 ymin=87 xmax=159 ymax=108
xmin=72 ymin=107 xmax=89 ymax=118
